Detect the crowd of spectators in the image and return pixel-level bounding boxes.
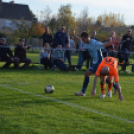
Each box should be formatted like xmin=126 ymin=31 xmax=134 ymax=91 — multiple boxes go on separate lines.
xmin=0 ymin=25 xmax=134 ymax=72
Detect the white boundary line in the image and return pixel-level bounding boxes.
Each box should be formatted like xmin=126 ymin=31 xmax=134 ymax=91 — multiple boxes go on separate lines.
xmin=56 ymin=81 xmax=134 ymax=84
xmin=1 ymin=81 xmax=38 ymax=85
xmin=0 ymin=84 xmax=134 ymax=124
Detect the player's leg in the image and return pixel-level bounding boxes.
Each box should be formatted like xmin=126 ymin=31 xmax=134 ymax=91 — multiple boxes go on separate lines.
xmin=75 ymin=70 xmax=94 ymax=96
xmin=100 ymin=76 xmax=107 ymax=98
xmin=107 ymin=76 xmax=114 ymax=98
xmin=106 ymin=77 xmax=117 ymax=94
xmin=75 ymin=60 xmax=101 ymax=96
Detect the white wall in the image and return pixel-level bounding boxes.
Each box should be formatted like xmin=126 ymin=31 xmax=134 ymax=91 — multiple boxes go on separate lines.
xmin=0 ymin=18 xmax=32 ymax=30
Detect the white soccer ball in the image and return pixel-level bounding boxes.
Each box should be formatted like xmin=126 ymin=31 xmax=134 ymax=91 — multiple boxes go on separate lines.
xmin=45 ymin=85 xmax=55 ymax=94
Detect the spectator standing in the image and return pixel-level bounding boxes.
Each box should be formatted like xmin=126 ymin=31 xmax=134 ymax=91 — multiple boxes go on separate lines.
xmin=40 ymin=43 xmax=52 ymax=69
xmin=119 ymin=29 xmax=133 ymax=72
xmin=110 ymin=31 xmax=119 ymax=51
xmin=0 ymin=38 xmax=14 ymax=69
xmin=14 ymin=39 xmax=32 ymax=69
xmin=91 ymin=31 xmax=99 ymax=41
xmin=52 ymin=25 xmax=69 ymax=48
xmin=42 ymin=27 xmax=53 ymax=47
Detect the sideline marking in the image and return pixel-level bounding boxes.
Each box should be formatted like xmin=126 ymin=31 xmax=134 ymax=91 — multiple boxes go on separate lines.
xmin=0 ymin=84 xmax=134 ymax=124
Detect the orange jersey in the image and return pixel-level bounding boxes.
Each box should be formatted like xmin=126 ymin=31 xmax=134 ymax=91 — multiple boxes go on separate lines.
xmin=96 ymin=57 xmax=119 ymax=82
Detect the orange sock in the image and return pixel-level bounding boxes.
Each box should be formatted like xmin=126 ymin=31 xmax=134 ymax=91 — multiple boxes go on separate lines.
xmin=100 ymin=84 xmax=106 ymax=94
xmin=108 ymin=83 xmax=113 ymax=91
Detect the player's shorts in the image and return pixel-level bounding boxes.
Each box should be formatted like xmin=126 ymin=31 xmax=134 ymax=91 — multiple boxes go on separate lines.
xmin=89 ymin=59 xmax=102 ymax=73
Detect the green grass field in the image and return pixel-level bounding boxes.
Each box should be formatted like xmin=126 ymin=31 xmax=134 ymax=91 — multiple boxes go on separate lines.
xmin=0 ymin=52 xmax=134 ymax=134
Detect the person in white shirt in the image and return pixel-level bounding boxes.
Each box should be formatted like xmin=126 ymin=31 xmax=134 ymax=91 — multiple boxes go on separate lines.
xmin=40 ymin=43 xmax=52 ymax=69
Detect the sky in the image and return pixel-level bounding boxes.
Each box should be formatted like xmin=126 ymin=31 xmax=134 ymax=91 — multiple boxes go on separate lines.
xmin=2 ymin=0 xmax=134 ymax=25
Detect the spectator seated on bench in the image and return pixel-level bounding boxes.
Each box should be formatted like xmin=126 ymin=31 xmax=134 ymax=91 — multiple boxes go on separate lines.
xmin=40 ymin=43 xmax=52 ymax=69
xmin=14 ymin=39 xmax=32 ymax=69
xmin=0 ymin=37 xmax=14 ymax=69
xmin=52 ymin=45 xmax=68 ymax=71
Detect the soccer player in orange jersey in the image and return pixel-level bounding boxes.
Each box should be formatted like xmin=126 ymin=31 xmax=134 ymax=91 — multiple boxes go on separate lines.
xmin=91 ymin=57 xmax=124 ymax=101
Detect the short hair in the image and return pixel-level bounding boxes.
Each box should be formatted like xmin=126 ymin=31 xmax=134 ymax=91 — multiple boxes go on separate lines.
xmin=81 ymin=32 xmax=89 ymax=38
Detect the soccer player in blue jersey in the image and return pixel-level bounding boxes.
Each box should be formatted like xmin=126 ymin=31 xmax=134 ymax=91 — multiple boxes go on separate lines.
xmin=72 ymin=28 xmax=117 ymax=96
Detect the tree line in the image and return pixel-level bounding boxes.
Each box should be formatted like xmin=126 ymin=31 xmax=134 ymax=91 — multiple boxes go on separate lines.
xmin=0 ymin=4 xmax=134 ymax=45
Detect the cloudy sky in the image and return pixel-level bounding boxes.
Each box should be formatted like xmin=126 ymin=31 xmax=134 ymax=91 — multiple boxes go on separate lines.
xmin=3 ymin=0 xmax=134 ymax=25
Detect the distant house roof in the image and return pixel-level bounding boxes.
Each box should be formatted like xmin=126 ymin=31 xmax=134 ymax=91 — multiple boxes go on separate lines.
xmin=0 ymin=2 xmax=33 ymax=21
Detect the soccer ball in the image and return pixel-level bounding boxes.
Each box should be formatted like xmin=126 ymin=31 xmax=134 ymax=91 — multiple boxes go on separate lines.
xmin=45 ymin=85 xmax=55 ymax=94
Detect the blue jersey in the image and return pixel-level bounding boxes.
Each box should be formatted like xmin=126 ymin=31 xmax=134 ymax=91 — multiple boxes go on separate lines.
xmin=81 ymin=39 xmax=104 ymax=64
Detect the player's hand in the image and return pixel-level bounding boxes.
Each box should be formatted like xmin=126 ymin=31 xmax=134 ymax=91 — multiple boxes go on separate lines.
xmin=91 ymin=89 xmax=96 ymax=97
xmin=119 ymin=95 xmax=124 ymax=101
xmin=127 ymin=38 xmax=130 ymax=41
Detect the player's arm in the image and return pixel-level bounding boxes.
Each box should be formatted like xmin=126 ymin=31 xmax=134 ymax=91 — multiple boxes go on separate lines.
xmin=102 ymin=37 xmax=115 ymax=48
xmin=115 ymin=82 xmax=124 ymax=101
xmin=91 ymin=75 xmax=98 ymax=97
xmin=72 ymin=28 xmax=81 ymax=43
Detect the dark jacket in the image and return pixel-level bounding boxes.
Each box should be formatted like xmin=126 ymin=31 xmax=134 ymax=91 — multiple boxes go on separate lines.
xmin=14 ymin=44 xmax=27 ymax=59
xmin=121 ymin=34 xmax=133 ymax=51
xmin=42 ymin=33 xmax=53 ymax=47
xmin=0 ymin=43 xmax=13 ymax=58
xmin=52 ymin=31 xmax=69 ymax=48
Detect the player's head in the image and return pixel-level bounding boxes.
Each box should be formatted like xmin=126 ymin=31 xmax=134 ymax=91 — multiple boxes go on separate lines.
xmin=81 ymin=32 xmax=90 ymax=43
xmin=100 ymin=66 xmax=109 ymax=76
xmin=57 ymin=45 xmax=62 ymax=49
xmin=127 ymin=29 xmax=132 ymax=36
